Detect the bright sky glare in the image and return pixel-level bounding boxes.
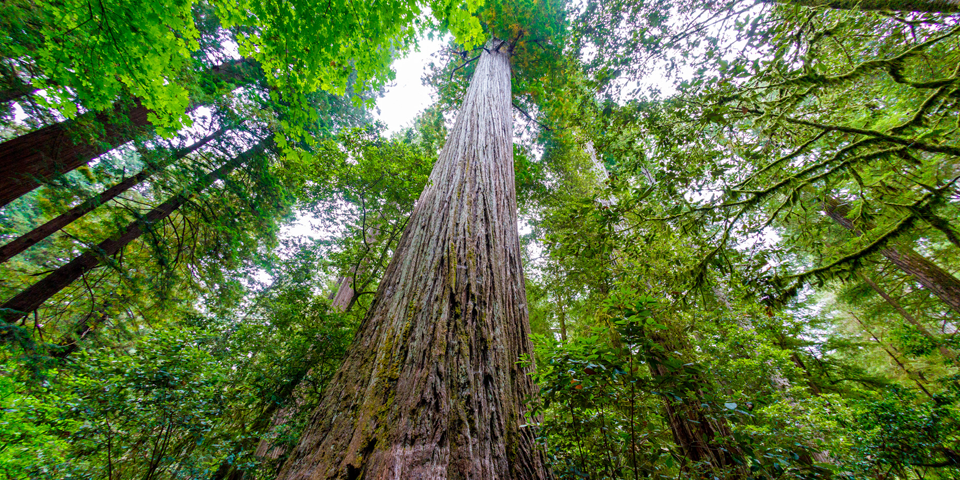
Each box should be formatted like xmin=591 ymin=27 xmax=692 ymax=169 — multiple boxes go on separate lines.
xmin=375 ymin=36 xmax=448 ymax=134
xmin=280 ymin=37 xmax=448 ymax=242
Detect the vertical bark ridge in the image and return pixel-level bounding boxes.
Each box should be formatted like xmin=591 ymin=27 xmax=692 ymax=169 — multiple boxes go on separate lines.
xmin=823 ymin=197 xmax=960 ymax=315
xmin=276 ymin=42 xmax=548 ymax=480
xmin=0 ymin=99 xmax=154 ymax=208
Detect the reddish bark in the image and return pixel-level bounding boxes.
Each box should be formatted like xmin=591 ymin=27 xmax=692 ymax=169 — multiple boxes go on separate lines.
xmin=0 ymin=130 xmax=223 ymax=264
xmin=645 ymin=332 xmax=747 ymax=477
xmin=0 ymin=59 xmax=256 ymax=208
xmin=0 ymin=140 xmax=268 ymax=325
xmin=0 ymin=99 xmax=153 ymax=208
xmin=857 ymin=271 xmax=957 ymax=360
xmin=275 ymin=42 xmax=548 ymax=480
xmin=823 ymin=198 xmax=960 ymax=315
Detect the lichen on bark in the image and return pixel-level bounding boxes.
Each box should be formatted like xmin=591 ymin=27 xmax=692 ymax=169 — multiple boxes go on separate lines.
xmin=274 ymin=40 xmax=550 ymax=480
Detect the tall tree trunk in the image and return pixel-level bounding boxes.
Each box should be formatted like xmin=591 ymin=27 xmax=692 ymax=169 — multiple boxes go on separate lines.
xmin=0 ymin=140 xmax=267 ymax=326
xmin=0 ymin=78 xmax=35 ymax=105
xmin=275 ymin=41 xmax=548 ymax=480
xmin=0 ymin=85 xmax=34 ymax=105
xmin=0 ymin=130 xmax=223 ymax=264
xmin=591 ymin=141 xmax=746 ymax=476
xmin=847 ymin=310 xmax=935 ymax=398
xmin=644 ymin=331 xmax=747 ymax=477
xmin=712 ymin=286 xmax=834 ymax=467
xmin=557 ymin=297 xmax=567 ymax=342
xmin=0 ymin=59 xmax=255 ymax=209
xmin=823 ymin=198 xmax=960 ymax=315
xmin=254 ymin=269 xmax=362 ymax=463
xmin=0 ymin=98 xmax=153 ymax=208
xmin=856 ymin=271 xmax=957 ymax=360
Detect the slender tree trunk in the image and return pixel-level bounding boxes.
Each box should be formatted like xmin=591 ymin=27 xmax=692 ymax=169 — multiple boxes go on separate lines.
xmin=847 ymin=310 xmax=935 ymax=398
xmin=0 ymin=60 xmax=255 ymax=208
xmin=644 ymin=331 xmax=747 ymax=478
xmin=773 ymin=0 xmax=959 ymax=12
xmin=790 ymin=352 xmax=823 ymax=395
xmin=275 ymin=41 xmax=549 ymax=480
xmin=823 ymin=198 xmax=960 ymax=315
xmin=712 ymin=286 xmax=835 ymax=467
xmin=857 ymin=271 xmax=957 ymax=360
xmin=0 ymin=140 xmax=267 ymax=326
xmin=0 ymin=130 xmax=223 ymax=264
xmin=557 ymin=297 xmax=567 ymax=342
xmin=254 ymin=270 xmax=362 ymax=463
xmin=0 ymin=80 xmax=35 ymax=105
xmin=0 ymin=61 xmax=37 ymax=104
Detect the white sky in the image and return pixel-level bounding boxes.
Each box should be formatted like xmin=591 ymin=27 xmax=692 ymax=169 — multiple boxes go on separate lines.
xmin=281 ymin=37 xmax=448 ymax=242
xmin=375 ymin=37 xmax=448 ymax=135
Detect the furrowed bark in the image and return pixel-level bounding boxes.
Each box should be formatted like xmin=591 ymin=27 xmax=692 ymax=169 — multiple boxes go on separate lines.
xmin=0 ymin=130 xmax=223 ymax=264
xmin=0 ymin=59 xmax=255 ymax=208
xmin=275 ymin=41 xmax=549 ymax=480
xmin=0 ymin=98 xmax=153 ymax=208
xmin=823 ymin=198 xmax=960 ymax=315
xmin=329 ymin=269 xmax=359 ymax=313
xmin=0 ymin=140 xmax=268 ymax=326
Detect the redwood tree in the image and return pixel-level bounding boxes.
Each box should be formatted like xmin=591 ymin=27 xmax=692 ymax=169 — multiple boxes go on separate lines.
xmin=823 ymin=198 xmax=960 ymax=315
xmin=0 ymin=59 xmax=255 ymax=208
xmin=275 ymin=41 xmax=549 ymax=479
xmin=0 ymin=139 xmax=269 ymax=326
xmin=0 ymin=130 xmax=223 ymax=264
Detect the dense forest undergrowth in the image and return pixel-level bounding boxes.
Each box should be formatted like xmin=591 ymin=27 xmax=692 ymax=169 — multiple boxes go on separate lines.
xmin=1 ymin=0 xmax=959 ymax=478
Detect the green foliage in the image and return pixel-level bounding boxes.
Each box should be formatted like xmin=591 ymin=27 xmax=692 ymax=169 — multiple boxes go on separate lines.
xmin=0 ymin=240 xmax=358 ymax=479
xmin=4 ymin=0 xmax=200 ymax=132
xmin=0 ymin=370 xmax=78 ymax=477
xmin=531 ymin=320 xmax=678 ymax=479
xmin=3 ymin=0 xmax=486 ymax=136
xmin=4 ymin=0 xmax=960 ymax=478
xmin=891 ymin=324 xmax=940 ymax=358
xmin=838 ymin=386 xmax=960 ymax=475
